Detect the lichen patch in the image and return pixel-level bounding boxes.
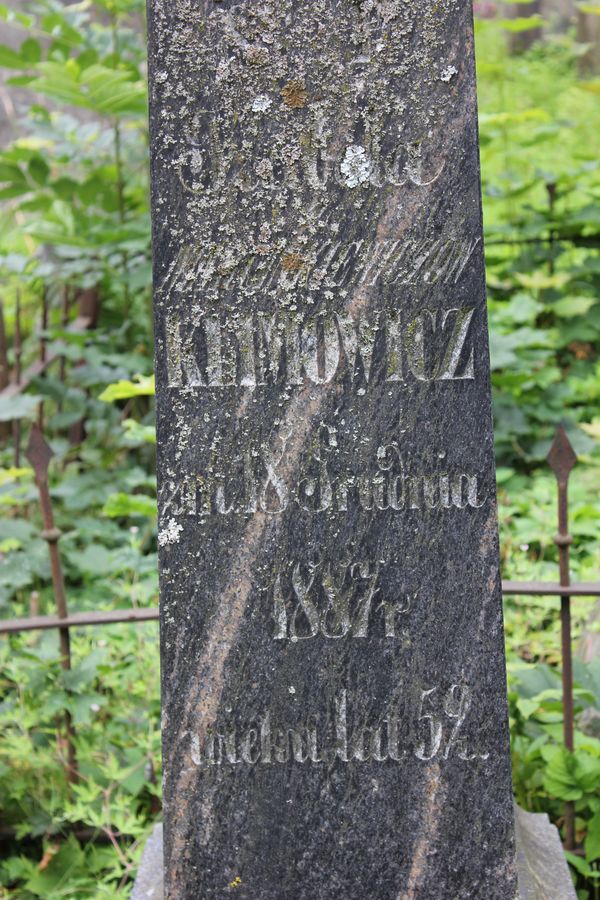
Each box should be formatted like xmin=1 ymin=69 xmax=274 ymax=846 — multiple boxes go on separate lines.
xmin=340 ymin=145 xmax=372 ymax=188
xmin=158 ymin=518 xmax=183 ymax=547
xmin=252 ymin=94 xmax=272 ymax=113
xmin=282 ymin=252 xmax=304 ymax=272
xmin=280 ymin=79 xmax=308 ymax=108
xmin=440 ymin=64 xmax=458 ymax=82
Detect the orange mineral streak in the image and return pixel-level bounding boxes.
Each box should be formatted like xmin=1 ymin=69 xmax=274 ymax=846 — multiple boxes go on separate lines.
xmin=400 ymin=763 xmax=446 ymax=900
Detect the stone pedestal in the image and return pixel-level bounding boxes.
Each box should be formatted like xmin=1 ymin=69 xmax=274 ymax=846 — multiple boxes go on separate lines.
xmin=131 ymin=824 xmax=163 ymax=900
xmin=514 ymin=806 xmax=577 ymax=900
xmin=132 ymin=809 xmax=577 ymax=900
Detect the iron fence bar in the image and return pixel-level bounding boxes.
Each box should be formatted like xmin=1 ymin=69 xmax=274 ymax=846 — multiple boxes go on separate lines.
xmin=39 ymin=286 xmax=48 ymax=366
xmin=58 ymin=285 xmax=70 ymax=391
xmin=1 ymin=582 xmax=599 ymax=637
xmin=0 ymin=608 xmax=160 ymax=634
xmin=37 ymin=288 xmax=48 ymax=429
xmin=502 ymin=581 xmax=600 ymax=597
xmin=26 ymin=424 xmax=79 ymax=784
xmin=12 ymin=290 xmax=22 ymax=467
xmin=547 ymin=425 xmax=579 ymax=851
xmin=485 ymin=236 xmax=600 ymax=248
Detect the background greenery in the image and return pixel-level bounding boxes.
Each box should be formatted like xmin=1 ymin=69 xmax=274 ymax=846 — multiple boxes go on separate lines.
xmin=0 ymin=1 xmax=598 ymax=896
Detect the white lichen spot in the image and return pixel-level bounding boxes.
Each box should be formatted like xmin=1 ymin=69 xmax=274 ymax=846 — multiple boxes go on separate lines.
xmin=158 ymin=518 xmax=183 ymax=547
xmin=440 ymin=65 xmax=458 ymax=83
xmin=252 ymin=94 xmax=272 ymax=113
xmin=255 ymin=158 xmax=273 ymax=180
xmin=340 ymin=145 xmax=372 ymax=188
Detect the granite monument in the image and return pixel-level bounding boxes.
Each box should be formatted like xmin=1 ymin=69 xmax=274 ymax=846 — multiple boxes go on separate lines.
xmin=147 ymin=1 xmax=519 ymax=896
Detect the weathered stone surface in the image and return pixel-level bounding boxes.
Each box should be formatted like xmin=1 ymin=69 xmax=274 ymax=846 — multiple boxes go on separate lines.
xmin=515 ymin=806 xmax=577 ymax=899
xmin=147 ymin=1 xmax=517 ymax=897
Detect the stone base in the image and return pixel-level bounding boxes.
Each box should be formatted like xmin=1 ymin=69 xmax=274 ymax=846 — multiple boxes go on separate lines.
xmin=514 ymin=805 xmax=576 ymax=899
xmin=132 ymin=807 xmax=576 ymax=899
xmin=131 ymin=823 xmax=163 ymax=900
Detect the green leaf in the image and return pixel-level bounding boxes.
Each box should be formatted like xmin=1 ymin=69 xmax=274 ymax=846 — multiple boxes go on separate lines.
xmin=0 ymin=394 xmax=42 ymax=422
xmin=543 ymin=748 xmax=582 ymax=800
xmin=0 ymin=161 xmax=27 ymax=183
xmin=516 ymin=697 xmax=540 ymax=719
xmin=68 ymin=544 xmax=114 ymax=576
xmin=0 ymin=467 xmax=32 ymax=488
xmin=79 ymin=64 xmax=147 ymax=116
xmin=122 ymin=419 xmax=157 ymax=445
xmin=496 ymin=15 xmax=544 ymax=32
xmin=585 ymin=811 xmax=600 ymax=862
xmin=0 ymin=4 xmax=34 ymax=28
xmin=578 ymin=79 xmax=600 ymax=95
xmin=23 ymin=836 xmax=85 ymax=895
xmin=20 ymin=38 xmax=41 ymax=64
xmin=27 ymin=61 xmax=146 ymax=116
xmin=28 ymin=155 xmax=50 ymax=186
xmin=553 ymin=296 xmax=596 ymax=318
xmin=480 ymin=109 xmax=551 ymax=128
xmin=69 ymin=691 xmax=107 ymax=726
xmin=515 ymin=271 xmax=571 ymax=291
xmin=99 ymin=375 xmax=155 ymax=402
xmin=0 ymin=43 xmax=26 ymax=68
xmin=103 ymin=492 xmax=157 ymax=518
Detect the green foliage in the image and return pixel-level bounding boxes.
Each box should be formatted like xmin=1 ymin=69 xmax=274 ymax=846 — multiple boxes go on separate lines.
xmin=0 ymin=626 xmax=161 ymax=896
xmin=509 ymin=660 xmax=600 ymax=891
xmin=0 ymin=1 xmax=158 ymax=895
xmin=476 ymin=19 xmax=600 ymax=470
xmin=0 ymin=2 xmax=597 ymax=897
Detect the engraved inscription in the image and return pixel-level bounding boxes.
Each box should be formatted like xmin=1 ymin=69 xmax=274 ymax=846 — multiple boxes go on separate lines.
xmin=165 ymin=306 xmax=477 ymax=390
xmin=189 ymin=686 xmax=488 ymax=769
xmin=272 ymin=558 xmax=413 ymax=641
xmin=174 ymin=133 xmax=444 ymax=197
xmin=161 ymin=437 xmax=487 ymax=521
xmin=158 ymin=237 xmax=481 ymax=298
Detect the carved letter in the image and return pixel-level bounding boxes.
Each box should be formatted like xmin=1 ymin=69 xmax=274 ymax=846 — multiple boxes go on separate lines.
xmin=204 ymin=316 xmax=223 ymax=386
xmin=238 ymin=315 xmax=257 ymax=387
xmin=320 ymin=566 xmax=351 ymax=639
xmin=436 ymin=307 xmax=475 ymax=380
xmin=336 ymin=312 xmax=379 ymax=383
xmin=290 ymin=564 xmax=320 ymax=640
xmin=415 ymin=688 xmax=443 ymax=761
xmin=259 ymin=430 xmax=291 ymax=513
xmin=351 ymin=562 xmax=380 ymax=638
xmin=257 ymin=314 xmax=285 ymax=384
xmin=335 ymin=691 xmax=349 ymax=762
xmin=165 ymin=313 xmax=205 ymax=387
xmin=273 ymin=573 xmax=288 ymax=640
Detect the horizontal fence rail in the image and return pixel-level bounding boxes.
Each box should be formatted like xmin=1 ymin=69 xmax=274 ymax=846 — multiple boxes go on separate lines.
xmin=502 ymin=581 xmax=600 ymax=597
xmin=1 ymin=582 xmax=599 ymax=636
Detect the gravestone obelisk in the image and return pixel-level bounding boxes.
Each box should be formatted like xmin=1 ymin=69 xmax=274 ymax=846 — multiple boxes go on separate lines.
xmin=147 ymin=1 xmax=518 ymax=896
